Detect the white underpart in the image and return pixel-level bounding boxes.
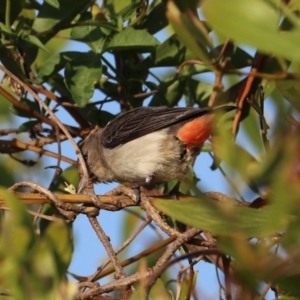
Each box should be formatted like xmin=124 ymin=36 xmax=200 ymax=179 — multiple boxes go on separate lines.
xmin=104 ymin=129 xmax=168 ymax=182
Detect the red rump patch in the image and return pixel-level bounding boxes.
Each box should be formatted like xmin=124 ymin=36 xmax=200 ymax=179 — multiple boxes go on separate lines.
xmin=176 ymin=115 xmax=214 ymax=149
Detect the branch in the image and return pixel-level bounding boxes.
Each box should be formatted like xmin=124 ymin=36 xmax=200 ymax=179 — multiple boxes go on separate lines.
xmin=9 ymin=182 xmax=77 ymax=222
xmin=84 ymin=217 xmax=152 ymax=286
xmin=87 ymin=215 xmax=128 ymax=281
xmin=208 ymin=39 xmax=232 ymax=106
xmin=76 ymin=248 xmax=222 ymax=298
xmin=8 ymin=182 xmax=99 ymax=219
xmin=0 ymin=191 xmax=267 ymax=210
xmin=0 ymin=85 xmax=79 ymax=136
xmin=0 ymin=138 xmax=76 ymax=165
xmin=31 ymin=85 xmax=90 ymax=129
xmin=0 ymin=191 xmax=136 ymax=211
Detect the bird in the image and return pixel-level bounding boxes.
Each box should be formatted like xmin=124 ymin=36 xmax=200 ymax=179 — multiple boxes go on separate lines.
xmin=77 ymin=104 xmax=236 ymax=199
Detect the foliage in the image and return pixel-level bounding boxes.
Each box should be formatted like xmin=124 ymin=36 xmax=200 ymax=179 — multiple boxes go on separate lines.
xmin=0 ymin=0 xmax=300 ymax=299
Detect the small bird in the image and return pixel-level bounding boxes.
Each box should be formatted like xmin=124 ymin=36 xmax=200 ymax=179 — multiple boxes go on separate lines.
xmin=78 ymin=104 xmax=235 ymax=198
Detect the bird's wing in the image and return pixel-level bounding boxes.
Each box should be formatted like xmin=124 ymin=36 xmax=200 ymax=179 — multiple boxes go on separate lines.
xmin=101 ymin=106 xmax=231 ymax=149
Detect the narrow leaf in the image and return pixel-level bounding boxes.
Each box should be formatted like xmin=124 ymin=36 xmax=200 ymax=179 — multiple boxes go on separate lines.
xmin=152 ymin=198 xmax=292 ymax=237
xmin=202 ymin=0 xmax=300 ymax=61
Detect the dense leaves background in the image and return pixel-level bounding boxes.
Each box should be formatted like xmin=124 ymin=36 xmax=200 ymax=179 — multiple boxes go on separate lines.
xmin=1 ymin=0 xmax=300 ymax=299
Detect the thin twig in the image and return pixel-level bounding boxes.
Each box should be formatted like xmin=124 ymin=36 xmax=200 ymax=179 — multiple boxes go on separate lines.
xmin=77 ymin=237 xmax=175 ymax=283
xmin=146 ymin=228 xmax=202 ymax=289
xmin=1 ymin=206 xmax=62 ymax=222
xmin=87 ymin=215 xmax=127 ymax=279
xmin=8 ymin=182 xmax=99 ymax=220
xmin=0 ymin=191 xmax=136 ymax=208
xmin=232 ymin=54 xmax=267 ymax=136
xmin=81 ymin=217 xmax=152 ymax=291
xmin=208 ymin=153 xmax=245 ymax=201
xmin=258 ymin=85 xmax=270 ymax=152
xmin=8 ymin=182 xmax=77 ymax=222
xmin=258 ymin=282 xmax=273 ymax=300
xmin=0 ymin=85 xmax=79 ymax=136
xmin=124 ymin=208 xmax=165 ymax=240
xmin=132 ymin=59 xmax=206 ymax=99
xmin=48 ymin=125 xmax=62 ymax=190
xmin=0 ymin=138 xmax=75 ymax=165
xmin=77 ymin=233 xmax=219 ymax=299
xmin=104 ymin=186 xmax=182 ymax=237
xmin=31 ymin=84 xmax=90 ymax=129
xmin=176 ymin=255 xmax=204 ymax=300
xmin=258 ymin=243 xmax=280 ymax=300
xmin=33 ymin=126 xmax=63 ymax=224
xmin=77 ymin=269 xmax=150 ymax=298
xmin=98 ymin=218 xmax=152 ymax=272
xmin=87 ymin=215 xmax=132 ymax=299
xmin=0 ymin=65 xmax=89 ymax=192
xmin=140 ymin=193 xmax=181 ymax=238
xmin=222 ymin=255 xmax=232 ymax=300
xmin=208 ymin=40 xmax=231 ymax=106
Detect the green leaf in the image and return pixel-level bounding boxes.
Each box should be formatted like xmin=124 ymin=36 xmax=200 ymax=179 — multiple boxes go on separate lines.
xmin=142 ymin=34 xmax=197 ymax=68
xmin=184 ymin=79 xmax=213 ymax=107
xmin=0 ymin=0 xmax=25 ymax=25
xmin=166 ymin=1 xmax=214 ymax=67
xmin=38 ymin=51 xmax=79 ymax=80
xmin=65 ymin=52 xmax=102 ymax=106
xmin=276 ymin=79 xmax=300 ymax=109
xmin=152 ymin=198 xmax=292 ymax=237
xmin=15 ymin=6 xmax=36 ymax=36
xmin=213 ymin=45 xmax=254 ymax=69
xmin=202 ymin=0 xmax=300 ymax=61
xmin=17 ymin=120 xmax=40 ymax=133
xmin=38 ymin=53 xmax=64 ymax=80
xmin=50 ymin=166 xmax=79 ymax=193
xmin=0 ymin=47 xmax=25 ymax=80
xmin=10 ymin=98 xmax=41 ymax=118
xmin=178 ymin=271 xmax=198 ymax=300
xmin=19 ymin=34 xmax=49 ymax=53
xmin=44 ymin=221 xmax=73 ymax=276
xmin=45 ymin=0 xmax=60 ymax=9
xmin=97 ymin=77 xmax=119 ymax=97
xmin=70 ymin=12 xmax=107 ymax=52
xmin=0 ymin=22 xmax=13 ymax=35
xmin=32 ymin=0 xmax=92 ymax=44
xmin=106 ymin=27 xmax=160 ymax=52
xmin=129 ymin=281 xmax=147 ymax=300
xmin=213 ymin=118 xmax=261 ymax=193
xmin=49 ymin=74 xmax=73 ymax=99
xmin=137 ymin=2 xmax=168 ymax=34
xmin=239 ymin=107 xmax=265 ymax=156
xmin=1 ymin=189 xmax=33 ymax=229
xmin=0 ymin=189 xmax=35 ymax=251
xmin=105 ymin=0 xmax=139 ymax=18
xmin=149 ymin=278 xmax=173 ymax=300
xmin=95 ymin=109 xmax=115 ymax=126
xmin=117 ymin=2 xmax=141 ymax=21
xmin=150 ymin=78 xmax=186 ymax=106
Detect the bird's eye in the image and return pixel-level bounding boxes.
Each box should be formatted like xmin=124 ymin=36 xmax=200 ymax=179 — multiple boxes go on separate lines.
xmin=83 ymin=155 xmax=88 ymax=161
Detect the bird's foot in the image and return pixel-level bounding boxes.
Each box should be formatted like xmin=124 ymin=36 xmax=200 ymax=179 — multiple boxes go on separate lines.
xmin=105 ymin=186 xmax=140 ymax=204
xmin=132 ymin=183 xmax=141 ymax=204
